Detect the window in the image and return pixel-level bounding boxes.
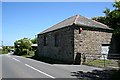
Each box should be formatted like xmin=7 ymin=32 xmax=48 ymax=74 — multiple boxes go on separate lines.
xmin=54 ymin=34 xmax=59 ymax=47
xmin=44 ymin=35 xmax=48 ymax=46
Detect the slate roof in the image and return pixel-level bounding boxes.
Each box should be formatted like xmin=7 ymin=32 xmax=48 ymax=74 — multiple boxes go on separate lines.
xmin=39 ymin=14 xmax=113 ymax=34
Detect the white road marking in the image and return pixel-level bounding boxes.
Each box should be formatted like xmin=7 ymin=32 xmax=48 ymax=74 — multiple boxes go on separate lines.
xmin=25 ymin=64 xmax=55 ymax=78
xmin=17 ymin=56 xmax=52 ymax=66
xmin=12 ymin=58 xmax=21 ymax=62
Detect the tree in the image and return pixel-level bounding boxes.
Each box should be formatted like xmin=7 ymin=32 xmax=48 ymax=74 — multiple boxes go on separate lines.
xmin=92 ymin=1 xmax=120 ymax=34
xmin=92 ymin=16 xmax=107 ymax=25
xmin=14 ymin=38 xmax=32 ymax=55
xmin=2 ymin=46 xmax=10 ymax=54
xmin=31 ymin=37 xmax=37 ymax=44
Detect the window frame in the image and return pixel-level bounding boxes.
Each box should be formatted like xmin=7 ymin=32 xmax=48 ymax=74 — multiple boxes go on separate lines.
xmin=44 ymin=35 xmax=48 ymax=46
xmin=54 ymin=33 xmax=59 ymax=47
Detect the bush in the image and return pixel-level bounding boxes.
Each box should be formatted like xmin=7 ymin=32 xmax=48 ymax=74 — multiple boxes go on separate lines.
xmin=14 ymin=38 xmax=32 ymax=56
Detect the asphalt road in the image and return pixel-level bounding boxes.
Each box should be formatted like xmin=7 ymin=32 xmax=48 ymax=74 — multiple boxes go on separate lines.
xmin=0 ymin=54 xmax=102 ymax=79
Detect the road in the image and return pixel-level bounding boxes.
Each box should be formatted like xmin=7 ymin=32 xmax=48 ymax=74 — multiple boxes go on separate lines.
xmin=0 ymin=54 xmax=102 ymax=79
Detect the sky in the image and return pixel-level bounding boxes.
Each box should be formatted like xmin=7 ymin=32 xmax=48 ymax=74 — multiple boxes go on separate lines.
xmin=2 ymin=2 xmax=114 ymax=46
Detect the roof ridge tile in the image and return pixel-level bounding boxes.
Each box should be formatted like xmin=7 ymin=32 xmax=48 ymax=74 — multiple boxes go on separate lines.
xmin=73 ymin=14 xmax=79 ymax=24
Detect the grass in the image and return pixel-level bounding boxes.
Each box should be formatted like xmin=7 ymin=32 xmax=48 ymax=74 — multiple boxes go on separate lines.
xmin=85 ymin=59 xmax=118 ymax=68
xmin=2 ymin=50 xmax=8 ymax=54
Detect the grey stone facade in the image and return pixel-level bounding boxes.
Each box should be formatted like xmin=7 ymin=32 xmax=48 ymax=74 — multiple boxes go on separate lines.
xmin=73 ymin=26 xmax=112 ymax=64
xmin=38 ymin=27 xmax=74 ymax=63
xmin=37 ymin=15 xmax=113 ymax=64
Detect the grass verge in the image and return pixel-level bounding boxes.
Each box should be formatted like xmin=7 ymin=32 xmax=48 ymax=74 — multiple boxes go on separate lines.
xmin=85 ymin=59 xmax=118 ymax=68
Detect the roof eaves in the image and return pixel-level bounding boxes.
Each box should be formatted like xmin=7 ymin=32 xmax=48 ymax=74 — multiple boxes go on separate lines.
xmin=75 ymin=23 xmax=113 ymax=31
xmin=39 ymin=24 xmax=73 ymax=35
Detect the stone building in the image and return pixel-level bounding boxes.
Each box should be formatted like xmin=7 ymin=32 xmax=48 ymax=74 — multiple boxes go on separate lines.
xmin=37 ymin=14 xmax=113 ymax=64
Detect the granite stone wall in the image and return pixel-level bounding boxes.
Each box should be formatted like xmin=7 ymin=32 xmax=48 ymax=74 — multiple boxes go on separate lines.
xmin=37 ymin=27 xmax=74 ymax=63
xmin=37 ymin=25 xmax=113 ymax=64
xmin=74 ymin=27 xmax=112 ymax=64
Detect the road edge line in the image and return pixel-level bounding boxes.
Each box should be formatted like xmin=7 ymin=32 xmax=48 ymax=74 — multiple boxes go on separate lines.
xmin=12 ymin=58 xmax=21 ymax=62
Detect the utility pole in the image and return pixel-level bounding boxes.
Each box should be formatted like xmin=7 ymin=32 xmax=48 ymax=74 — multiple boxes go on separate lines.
xmin=1 ymin=41 xmax=3 ymax=47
